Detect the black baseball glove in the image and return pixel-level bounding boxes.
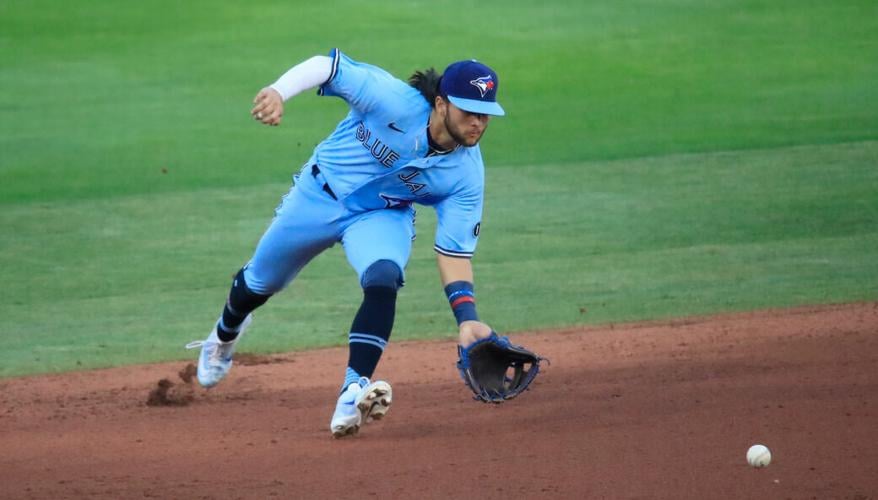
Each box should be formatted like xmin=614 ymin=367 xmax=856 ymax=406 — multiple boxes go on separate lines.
xmin=457 ymin=332 xmax=544 ymax=403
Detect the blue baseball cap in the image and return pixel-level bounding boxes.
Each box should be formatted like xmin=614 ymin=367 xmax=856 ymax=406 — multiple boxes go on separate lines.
xmin=439 ymin=60 xmax=505 ymax=116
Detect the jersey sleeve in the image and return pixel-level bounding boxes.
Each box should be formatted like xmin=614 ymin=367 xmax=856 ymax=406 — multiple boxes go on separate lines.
xmin=317 ymin=48 xmax=395 ymax=115
xmin=433 ymin=181 xmax=484 ymax=259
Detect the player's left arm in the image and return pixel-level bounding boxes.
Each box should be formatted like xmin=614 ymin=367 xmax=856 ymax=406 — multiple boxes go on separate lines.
xmin=434 ymin=190 xmax=491 ymax=347
xmin=433 ymin=152 xmax=489 ymax=347
xmin=436 ymin=254 xmax=493 ymax=348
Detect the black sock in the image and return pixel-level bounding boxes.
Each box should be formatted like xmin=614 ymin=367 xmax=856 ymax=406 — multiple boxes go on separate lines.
xmin=345 ymin=286 xmax=397 ymax=378
xmin=217 ymin=268 xmax=270 ymax=342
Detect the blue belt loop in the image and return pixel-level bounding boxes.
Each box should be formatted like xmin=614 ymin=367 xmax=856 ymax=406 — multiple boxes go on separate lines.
xmin=311 ymin=164 xmax=337 ymax=200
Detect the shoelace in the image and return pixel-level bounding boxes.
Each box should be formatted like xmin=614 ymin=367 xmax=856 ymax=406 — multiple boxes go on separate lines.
xmin=184 ymin=340 xmax=229 ymax=365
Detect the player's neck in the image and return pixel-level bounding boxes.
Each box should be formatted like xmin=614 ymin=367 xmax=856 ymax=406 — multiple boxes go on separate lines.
xmin=427 ymin=109 xmax=457 ymax=152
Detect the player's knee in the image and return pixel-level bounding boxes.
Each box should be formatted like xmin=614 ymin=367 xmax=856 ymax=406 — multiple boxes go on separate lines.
xmin=230 ymin=268 xmax=272 ymax=310
xmin=361 ymin=260 xmax=403 ymax=291
xmin=242 ymin=264 xmax=287 ymax=296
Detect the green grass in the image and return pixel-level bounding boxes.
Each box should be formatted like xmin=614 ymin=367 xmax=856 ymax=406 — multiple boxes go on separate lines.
xmin=3 ymin=141 xmax=876 ymax=376
xmin=1 ymin=0 xmax=877 ymax=376
xmin=2 ymin=0 xmax=876 ymax=203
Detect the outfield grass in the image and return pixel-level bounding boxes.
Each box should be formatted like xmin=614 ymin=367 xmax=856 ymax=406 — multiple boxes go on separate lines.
xmin=1 ymin=1 xmax=876 ymax=376
xmin=3 ymin=141 xmax=876 ymax=376
xmin=2 ymin=0 xmax=876 ymax=203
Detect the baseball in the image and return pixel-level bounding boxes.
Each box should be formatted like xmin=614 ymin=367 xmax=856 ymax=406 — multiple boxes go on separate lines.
xmin=747 ymin=444 xmax=772 ymax=467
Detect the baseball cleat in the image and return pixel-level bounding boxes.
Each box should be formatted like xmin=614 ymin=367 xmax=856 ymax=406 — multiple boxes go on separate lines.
xmin=330 ymin=377 xmax=393 ymax=438
xmin=357 ymin=380 xmax=392 ymax=423
xmin=185 ymin=314 xmax=252 ymax=388
xmin=331 ymin=379 xmax=365 ymax=438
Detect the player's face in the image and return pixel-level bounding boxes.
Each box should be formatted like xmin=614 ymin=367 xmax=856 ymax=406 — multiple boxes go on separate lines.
xmin=443 ymin=102 xmax=490 ymax=147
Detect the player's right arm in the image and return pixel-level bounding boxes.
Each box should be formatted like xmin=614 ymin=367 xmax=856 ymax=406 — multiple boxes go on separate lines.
xmin=250 ymin=55 xmax=333 ymax=126
xmin=253 ymin=49 xmax=403 ymax=126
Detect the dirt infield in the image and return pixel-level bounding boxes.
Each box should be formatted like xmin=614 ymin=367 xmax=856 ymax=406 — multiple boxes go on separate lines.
xmin=1 ymin=303 xmax=876 ymax=499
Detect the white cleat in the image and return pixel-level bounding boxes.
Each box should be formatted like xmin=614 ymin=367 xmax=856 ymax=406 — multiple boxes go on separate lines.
xmin=357 ymin=379 xmax=392 ymax=423
xmin=185 ymin=315 xmax=252 ymax=388
xmin=330 ymin=377 xmax=393 ymax=438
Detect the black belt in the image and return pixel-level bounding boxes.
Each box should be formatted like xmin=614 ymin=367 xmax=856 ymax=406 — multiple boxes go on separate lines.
xmin=311 ymin=164 xmax=337 ymax=200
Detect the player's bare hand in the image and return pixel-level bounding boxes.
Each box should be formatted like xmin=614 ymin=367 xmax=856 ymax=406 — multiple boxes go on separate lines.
xmin=251 ymin=87 xmax=284 ymax=126
xmin=458 ymin=320 xmax=493 ymax=347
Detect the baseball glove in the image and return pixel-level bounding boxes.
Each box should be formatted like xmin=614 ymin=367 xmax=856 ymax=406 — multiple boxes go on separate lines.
xmin=457 ymin=332 xmax=543 ymax=403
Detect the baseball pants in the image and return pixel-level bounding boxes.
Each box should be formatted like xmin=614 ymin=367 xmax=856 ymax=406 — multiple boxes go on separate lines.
xmin=242 ymin=164 xmax=415 ymax=295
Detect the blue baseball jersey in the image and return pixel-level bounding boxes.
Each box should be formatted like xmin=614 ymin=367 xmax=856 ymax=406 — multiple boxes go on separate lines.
xmin=307 ymin=48 xmax=484 ymax=258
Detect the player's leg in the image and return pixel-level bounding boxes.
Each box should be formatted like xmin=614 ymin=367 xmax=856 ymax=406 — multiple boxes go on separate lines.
xmin=242 ymin=168 xmax=345 ymax=299
xmin=190 ymin=170 xmax=342 ymax=388
xmin=330 ymin=207 xmax=414 ymax=436
xmin=342 ymin=207 xmax=414 ymax=384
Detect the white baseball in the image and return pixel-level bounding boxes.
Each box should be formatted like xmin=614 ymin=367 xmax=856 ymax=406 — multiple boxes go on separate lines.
xmin=747 ymin=444 xmax=772 ymax=467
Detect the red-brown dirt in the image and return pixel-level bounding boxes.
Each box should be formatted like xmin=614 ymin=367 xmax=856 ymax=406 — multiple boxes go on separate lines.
xmin=1 ymin=302 xmax=876 ymax=499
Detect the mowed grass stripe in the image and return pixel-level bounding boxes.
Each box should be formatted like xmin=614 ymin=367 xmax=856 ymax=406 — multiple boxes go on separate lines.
xmin=2 ymin=0 xmax=876 ymax=203
xmin=2 ymin=141 xmax=876 ymax=376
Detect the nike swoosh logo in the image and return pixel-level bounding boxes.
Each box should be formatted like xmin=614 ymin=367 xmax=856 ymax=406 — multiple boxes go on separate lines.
xmin=387 ymin=122 xmax=405 ymax=133
xmin=343 ymin=400 xmax=355 ymax=406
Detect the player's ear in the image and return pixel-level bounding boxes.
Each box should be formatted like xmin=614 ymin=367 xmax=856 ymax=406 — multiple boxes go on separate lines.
xmin=435 ymin=95 xmax=447 ymax=115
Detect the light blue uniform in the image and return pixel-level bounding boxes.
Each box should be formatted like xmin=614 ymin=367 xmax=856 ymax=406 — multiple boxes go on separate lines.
xmin=244 ymin=49 xmax=485 ymax=295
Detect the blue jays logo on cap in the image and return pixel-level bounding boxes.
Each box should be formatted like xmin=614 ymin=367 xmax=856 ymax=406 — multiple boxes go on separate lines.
xmin=440 ymin=60 xmax=505 ymax=116
xmin=469 ymin=76 xmax=495 ymax=98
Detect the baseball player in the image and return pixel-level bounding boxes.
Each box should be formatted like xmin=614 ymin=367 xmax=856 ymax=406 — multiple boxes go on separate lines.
xmin=187 ymin=48 xmax=505 ymax=437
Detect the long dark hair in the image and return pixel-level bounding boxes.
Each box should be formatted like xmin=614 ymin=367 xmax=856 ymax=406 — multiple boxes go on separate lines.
xmin=408 ymin=68 xmax=442 ymax=107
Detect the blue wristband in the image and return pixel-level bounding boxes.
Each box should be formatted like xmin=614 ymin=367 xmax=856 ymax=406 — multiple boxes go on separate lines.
xmin=445 ymin=281 xmax=479 ymax=325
